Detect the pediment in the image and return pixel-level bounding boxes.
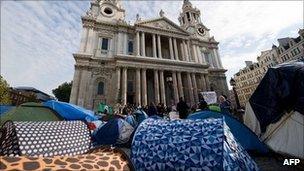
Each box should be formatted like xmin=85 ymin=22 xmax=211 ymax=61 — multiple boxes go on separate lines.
xmin=136 ymin=17 xmax=189 ymax=35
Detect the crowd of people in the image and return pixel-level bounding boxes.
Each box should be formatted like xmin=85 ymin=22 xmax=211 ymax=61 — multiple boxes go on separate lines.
xmin=113 ymin=94 xmax=232 ymax=119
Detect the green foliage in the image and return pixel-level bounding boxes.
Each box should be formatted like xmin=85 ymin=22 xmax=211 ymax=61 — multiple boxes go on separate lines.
xmin=52 ymin=81 xmax=72 ymax=102
xmin=0 ymin=76 xmax=11 ymax=105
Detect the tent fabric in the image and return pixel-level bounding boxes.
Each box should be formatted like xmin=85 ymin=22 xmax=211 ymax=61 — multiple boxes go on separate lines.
xmin=1 ymin=146 xmax=135 ymax=171
xmin=125 ymin=115 xmax=137 ymax=128
xmin=131 ymin=118 xmax=259 ymax=171
xmin=117 ymin=119 xmax=134 ymax=144
xmin=245 ymin=103 xmax=304 ymax=158
xmin=0 ymin=121 xmax=91 ymax=157
xmin=0 ymin=105 xmax=14 ymax=115
xmin=244 ymin=103 xmax=262 ymax=136
xmin=93 ymin=118 xmax=134 ymax=146
xmin=93 ymin=119 xmax=119 ymax=146
xmin=133 ymin=110 xmax=148 ymax=124
xmin=249 ymin=59 xmax=304 ymax=133
xmin=43 ymin=100 xmax=98 ymax=121
xmin=188 ymin=110 xmax=268 ymax=153
xmin=1 ymin=103 xmax=62 ymax=125
xmin=263 ymin=111 xmax=303 ymax=158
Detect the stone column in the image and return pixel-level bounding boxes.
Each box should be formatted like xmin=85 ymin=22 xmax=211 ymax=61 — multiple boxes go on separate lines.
xmin=205 ymin=75 xmax=210 ymax=91
xmin=70 ymin=68 xmax=81 ymax=104
xmin=85 ymin=28 xmax=94 ymax=53
xmin=154 ymin=69 xmax=160 ymax=104
xmin=196 ymin=46 xmax=203 ymax=64
xmin=141 ymin=32 xmax=146 ymax=56
xmin=169 ymin=37 xmax=174 ymax=60
xmin=79 ymin=27 xmax=88 ymax=52
xmin=180 ymin=42 xmax=185 ymax=61
xmin=152 ymin=34 xmax=157 ymax=57
xmin=78 ymin=69 xmax=89 ymax=107
xmin=122 ymin=67 xmax=127 ymax=105
xmin=173 ymin=38 xmax=179 ymax=60
xmin=187 ymin=72 xmax=195 ymax=105
xmin=177 ymin=72 xmax=184 ymax=99
xmin=201 ymin=74 xmax=207 ymax=91
xmin=136 ymin=68 xmax=141 ymax=105
xmin=187 ymin=40 xmax=192 ymax=61
xmin=136 ymin=31 xmax=140 ymax=56
xmin=172 ymin=71 xmax=179 ymax=104
xmin=123 ymin=33 xmax=128 ymax=54
xmin=191 ymin=73 xmax=198 ymax=103
xmin=213 ymin=48 xmax=220 ymax=68
xmin=159 ymin=70 xmax=166 ymax=105
xmin=157 ymin=35 xmax=162 ymax=58
xmin=216 ymin=49 xmax=223 ymax=68
xmin=192 ymin=45 xmax=198 ymax=63
xmin=116 ymin=67 xmax=121 ymax=103
xmin=141 ymin=69 xmax=147 ymax=106
xmin=183 ymin=40 xmax=189 ymax=61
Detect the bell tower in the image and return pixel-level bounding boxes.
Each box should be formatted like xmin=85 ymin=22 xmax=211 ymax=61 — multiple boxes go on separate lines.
xmin=179 ymin=0 xmax=202 ymax=29
xmin=91 ymin=0 xmax=125 ymax=23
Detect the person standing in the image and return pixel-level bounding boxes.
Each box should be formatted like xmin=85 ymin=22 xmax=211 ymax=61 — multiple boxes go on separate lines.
xmin=219 ymin=95 xmax=231 ymax=114
xmin=177 ymin=97 xmax=189 ymax=119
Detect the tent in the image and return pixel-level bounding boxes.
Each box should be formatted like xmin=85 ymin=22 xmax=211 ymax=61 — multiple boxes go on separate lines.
xmin=188 ymin=110 xmax=268 ymax=153
xmin=1 ymin=102 xmax=62 ymax=125
xmin=1 ymin=146 xmax=134 ymax=170
xmin=0 ymin=105 xmax=14 ymax=115
xmin=244 ymin=59 xmax=304 ymax=158
xmin=97 ymin=103 xmax=113 ymax=114
xmin=1 ymin=120 xmax=91 ymax=157
xmin=133 ymin=109 xmax=148 ymax=124
xmin=93 ymin=118 xmax=134 ymax=146
xmin=43 ymin=100 xmax=98 ymax=122
xmin=131 ymin=118 xmax=259 ymax=171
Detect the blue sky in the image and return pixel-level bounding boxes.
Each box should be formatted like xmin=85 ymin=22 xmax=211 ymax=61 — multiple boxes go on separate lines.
xmin=1 ymin=0 xmax=303 ymax=95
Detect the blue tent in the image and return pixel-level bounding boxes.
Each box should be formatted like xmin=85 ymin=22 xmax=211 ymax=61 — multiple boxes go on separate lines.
xmin=188 ymin=110 xmax=268 ymax=153
xmin=93 ymin=119 xmax=119 ymax=145
xmin=93 ymin=118 xmax=134 ymax=146
xmin=43 ymin=100 xmax=98 ymax=121
xmin=131 ymin=118 xmax=259 ymax=171
xmin=133 ymin=109 xmax=148 ymax=124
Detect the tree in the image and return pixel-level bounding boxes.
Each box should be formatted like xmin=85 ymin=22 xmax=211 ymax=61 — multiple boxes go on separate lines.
xmin=52 ymin=81 xmax=72 ymax=102
xmin=0 ymin=76 xmax=11 ymax=105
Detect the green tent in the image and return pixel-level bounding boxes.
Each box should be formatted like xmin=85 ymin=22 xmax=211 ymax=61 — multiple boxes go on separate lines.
xmin=1 ymin=102 xmax=63 ymax=126
xmin=208 ymin=104 xmax=221 ymax=113
xmin=97 ymin=103 xmax=113 ymax=114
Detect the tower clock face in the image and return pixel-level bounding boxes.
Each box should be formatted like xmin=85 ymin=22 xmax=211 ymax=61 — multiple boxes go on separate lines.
xmin=197 ymin=27 xmax=205 ymax=35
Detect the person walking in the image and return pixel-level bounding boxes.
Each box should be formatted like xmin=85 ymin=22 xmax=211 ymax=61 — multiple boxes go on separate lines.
xmin=176 ymin=97 xmax=189 ymax=119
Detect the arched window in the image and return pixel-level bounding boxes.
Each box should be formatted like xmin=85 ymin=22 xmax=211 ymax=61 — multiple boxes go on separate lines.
xmin=97 ymin=82 xmax=104 ymax=95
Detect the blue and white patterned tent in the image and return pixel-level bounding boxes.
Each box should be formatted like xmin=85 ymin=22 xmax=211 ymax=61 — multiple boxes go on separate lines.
xmin=131 ymin=118 xmax=259 ymax=171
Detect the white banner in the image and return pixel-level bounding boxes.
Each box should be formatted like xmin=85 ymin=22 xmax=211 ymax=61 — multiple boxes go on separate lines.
xmin=200 ymin=91 xmax=217 ymax=104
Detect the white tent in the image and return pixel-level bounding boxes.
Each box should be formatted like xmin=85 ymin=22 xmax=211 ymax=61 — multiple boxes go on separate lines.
xmin=245 ymin=103 xmax=304 ymax=158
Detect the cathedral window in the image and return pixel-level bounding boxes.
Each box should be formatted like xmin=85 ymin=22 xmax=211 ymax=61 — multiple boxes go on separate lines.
xmin=128 ymin=40 xmax=133 ymax=54
xmin=104 ymin=7 xmax=113 ymax=15
xmin=97 ymin=82 xmax=105 ymax=95
xmin=186 ymin=12 xmax=191 ymax=21
xmin=101 ymin=38 xmax=109 ymax=50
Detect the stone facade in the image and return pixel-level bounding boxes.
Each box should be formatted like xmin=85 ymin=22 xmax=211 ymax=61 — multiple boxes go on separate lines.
xmin=275 ymin=29 xmax=304 ymax=63
xmin=70 ymin=0 xmax=228 ymax=110
xmin=233 ymin=28 xmax=304 ymax=107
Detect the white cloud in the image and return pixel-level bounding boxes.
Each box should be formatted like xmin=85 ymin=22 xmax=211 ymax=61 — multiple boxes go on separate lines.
xmin=1 ymin=0 xmax=302 ymax=95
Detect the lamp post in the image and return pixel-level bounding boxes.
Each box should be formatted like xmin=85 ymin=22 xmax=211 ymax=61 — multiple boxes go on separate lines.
xmin=229 ymin=78 xmax=240 ymax=109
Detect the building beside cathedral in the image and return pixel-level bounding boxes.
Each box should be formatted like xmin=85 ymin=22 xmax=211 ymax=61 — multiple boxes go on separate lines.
xmin=70 ymin=0 xmax=228 ymax=110
xmin=233 ymin=29 xmax=304 ymax=107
